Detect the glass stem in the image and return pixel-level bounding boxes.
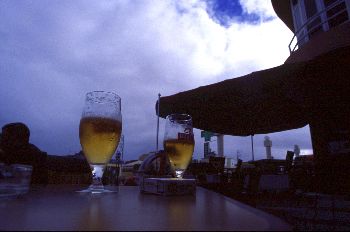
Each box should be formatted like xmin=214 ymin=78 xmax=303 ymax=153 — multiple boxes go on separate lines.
xmin=90 ymin=164 xmax=105 ymax=193
xmin=175 ymin=170 xmax=184 ymax=179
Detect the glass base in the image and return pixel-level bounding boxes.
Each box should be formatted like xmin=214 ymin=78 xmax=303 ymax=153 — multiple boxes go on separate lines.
xmin=76 ymin=164 xmax=118 ymax=194
xmin=76 ymin=185 xmax=118 ymax=194
xmin=174 ymin=170 xmax=184 ymax=179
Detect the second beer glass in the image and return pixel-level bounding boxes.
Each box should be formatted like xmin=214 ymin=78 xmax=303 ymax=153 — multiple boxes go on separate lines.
xmin=163 ymin=114 xmax=195 ymax=178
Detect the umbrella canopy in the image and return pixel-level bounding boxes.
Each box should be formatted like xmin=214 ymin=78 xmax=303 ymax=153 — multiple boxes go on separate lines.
xmin=156 ymin=46 xmax=350 ymax=136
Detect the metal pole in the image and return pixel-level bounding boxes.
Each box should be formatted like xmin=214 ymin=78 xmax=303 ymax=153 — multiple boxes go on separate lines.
xmin=251 ymin=135 xmax=255 ymax=161
xmin=121 ymin=135 xmax=124 ymax=161
xmin=156 ymin=93 xmax=161 ymax=152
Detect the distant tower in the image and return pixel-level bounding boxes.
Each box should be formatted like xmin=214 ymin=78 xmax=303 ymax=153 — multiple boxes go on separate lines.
xmin=217 ymin=134 xmax=224 ymax=157
xmin=294 ymin=144 xmax=300 ymax=157
xmin=264 ymin=136 xmax=272 ymax=159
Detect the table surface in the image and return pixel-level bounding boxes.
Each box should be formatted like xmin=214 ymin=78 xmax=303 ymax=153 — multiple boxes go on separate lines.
xmin=0 ymin=185 xmax=291 ymax=231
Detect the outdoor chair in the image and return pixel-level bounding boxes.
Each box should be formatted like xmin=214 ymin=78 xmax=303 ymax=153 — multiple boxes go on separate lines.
xmin=230 ymin=159 xmax=244 ymax=191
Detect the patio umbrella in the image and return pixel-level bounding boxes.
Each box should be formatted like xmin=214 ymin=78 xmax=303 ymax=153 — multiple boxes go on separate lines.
xmin=156 ymin=46 xmax=350 ymax=136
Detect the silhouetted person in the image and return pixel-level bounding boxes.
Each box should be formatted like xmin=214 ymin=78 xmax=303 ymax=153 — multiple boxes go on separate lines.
xmin=0 ymin=122 xmax=48 ymax=185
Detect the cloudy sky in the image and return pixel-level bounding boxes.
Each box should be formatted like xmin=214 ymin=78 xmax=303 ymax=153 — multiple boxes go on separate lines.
xmin=0 ymin=0 xmax=313 ymax=162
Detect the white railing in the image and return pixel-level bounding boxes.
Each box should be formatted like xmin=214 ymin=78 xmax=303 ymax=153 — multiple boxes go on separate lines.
xmin=289 ymin=0 xmax=349 ymax=53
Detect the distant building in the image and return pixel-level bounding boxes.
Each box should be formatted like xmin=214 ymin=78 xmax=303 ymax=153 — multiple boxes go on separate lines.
xmin=71 ymin=150 xmax=85 ymax=160
xmin=272 ymin=0 xmax=350 ymax=194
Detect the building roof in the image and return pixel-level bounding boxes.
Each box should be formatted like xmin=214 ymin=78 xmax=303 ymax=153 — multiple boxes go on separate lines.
xmin=271 ymin=0 xmax=294 ymax=32
xmin=123 ymin=160 xmax=143 ymax=167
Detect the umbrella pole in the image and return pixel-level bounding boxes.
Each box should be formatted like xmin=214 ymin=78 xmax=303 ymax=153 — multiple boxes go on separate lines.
xmin=156 ymin=93 xmax=161 ymax=152
xmin=251 ymin=135 xmax=255 ymax=161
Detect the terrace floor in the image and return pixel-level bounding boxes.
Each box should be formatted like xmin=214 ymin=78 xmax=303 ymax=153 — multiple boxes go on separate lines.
xmin=202 ymin=184 xmax=350 ymax=231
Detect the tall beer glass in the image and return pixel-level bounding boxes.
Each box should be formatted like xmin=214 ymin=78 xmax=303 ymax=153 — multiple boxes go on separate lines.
xmin=79 ymin=91 xmax=122 ymax=193
xmin=164 ymin=114 xmax=194 ymax=178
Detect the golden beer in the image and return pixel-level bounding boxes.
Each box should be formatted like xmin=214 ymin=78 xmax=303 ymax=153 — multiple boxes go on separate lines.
xmin=164 ymin=139 xmax=195 ymax=171
xmin=79 ymin=116 xmax=122 ymax=165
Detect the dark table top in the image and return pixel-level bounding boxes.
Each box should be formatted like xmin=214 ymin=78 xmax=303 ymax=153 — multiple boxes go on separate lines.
xmin=0 ymin=185 xmax=291 ymax=231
